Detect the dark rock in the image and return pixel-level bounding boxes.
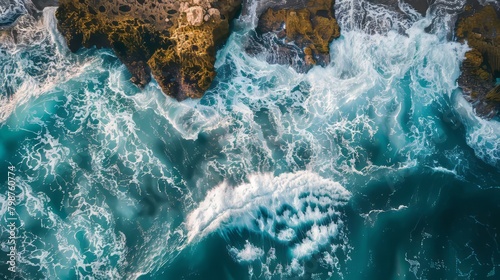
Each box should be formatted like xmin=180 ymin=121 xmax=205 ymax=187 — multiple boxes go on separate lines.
xmin=248 ymin=0 xmax=340 ymax=73
xmin=354 ymin=0 xmax=500 ymax=118
xmin=55 ymin=0 xmax=242 ymax=100
xmin=31 ymin=0 xmax=59 ymax=11
xmin=403 ymin=0 xmax=429 ymax=15
xmin=456 ymin=5 xmax=500 ymax=118
xmin=241 ymin=0 xmax=309 ymax=20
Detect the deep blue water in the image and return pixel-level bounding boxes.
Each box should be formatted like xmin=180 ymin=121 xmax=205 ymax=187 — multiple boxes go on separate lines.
xmin=1 ymin=1 xmax=500 ymax=279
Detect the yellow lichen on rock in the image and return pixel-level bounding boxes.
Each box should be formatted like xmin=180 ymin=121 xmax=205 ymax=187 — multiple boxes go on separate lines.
xmin=456 ymin=5 xmax=500 ymax=117
xmin=486 ymin=85 xmax=500 ymax=102
xmin=256 ymin=0 xmax=340 ymax=72
xmin=457 ymin=5 xmax=500 ymax=76
xmin=56 ymin=0 xmax=241 ymax=100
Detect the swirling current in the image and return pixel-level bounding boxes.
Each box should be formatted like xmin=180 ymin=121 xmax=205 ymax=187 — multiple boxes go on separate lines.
xmin=1 ymin=0 xmax=500 ymax=279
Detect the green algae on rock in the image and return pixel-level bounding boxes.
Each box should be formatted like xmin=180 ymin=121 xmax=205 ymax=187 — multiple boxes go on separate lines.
xmin=248 ymin=0 xmax=340 ymax=73
xmin=456 ymin=5 xmax=500 ymax=118
xmin=55 ymin=0 xmax=241 ymax=100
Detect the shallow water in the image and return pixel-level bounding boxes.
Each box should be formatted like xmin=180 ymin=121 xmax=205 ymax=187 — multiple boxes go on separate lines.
xmin=1 ymin=1 xmax=500 ymax=279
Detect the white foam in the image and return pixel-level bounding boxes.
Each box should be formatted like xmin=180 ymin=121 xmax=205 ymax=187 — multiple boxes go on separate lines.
xmin=201 ymin=5 xmax=469 ymax=188
xmin=277 ymin=227 xmax=296 ymax=242
xmin=335 ymin=0 xmax=416 ymax=33
xmin=3 ymin=0 xmax=498 ymax=279
xmin=186 ymin=171 xmax=351 ymax=244
xmin=431 ymin=166 xmax=457 ymax=175
xmin=229 ymin=240 xmax=265 ymax=262
xmin=0 ymin=8 xmax=90 ymax=124
xmin=292 ymin=222 xmax=341 ymax=259
xmin=0 ymin=0 xmax=26 ymax=26
xmin=5 ymin=12 xmax=193 ymax=277
xmin=455 ymin=94 xmax=500 ymax=168
xmin=186 ymin=171 xmax=351 ymax=277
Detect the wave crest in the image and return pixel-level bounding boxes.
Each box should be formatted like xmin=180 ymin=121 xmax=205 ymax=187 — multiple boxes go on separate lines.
xmin=187 ymin=171 xmax=351 ymax=255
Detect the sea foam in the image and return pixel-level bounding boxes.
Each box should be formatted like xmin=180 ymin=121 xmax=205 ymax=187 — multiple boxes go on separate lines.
xmin=1 ymin=0 xmax=500 ymax=279
xmin=186 ymin=171 xmax=351 ymax=278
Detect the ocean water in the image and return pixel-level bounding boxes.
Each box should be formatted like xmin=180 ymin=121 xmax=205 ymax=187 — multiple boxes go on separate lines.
xmin=1 ymin=1 xmax=500 ymax=279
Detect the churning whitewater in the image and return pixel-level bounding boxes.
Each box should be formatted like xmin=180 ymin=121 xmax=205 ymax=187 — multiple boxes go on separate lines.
xmin=1 ymin=0 xmax=500 ymax=279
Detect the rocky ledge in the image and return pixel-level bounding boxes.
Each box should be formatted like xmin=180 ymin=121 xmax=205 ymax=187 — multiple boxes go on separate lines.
xmin=56 ymin=0 xmax=241 ymax=100
xmin=54 ymin=0 xmax=499 ymax=113
xmin=456 ymin=4 xmax=500 ymax=118
xmin=247 ymin=0 xmax=340 ymax=73
xmin=56 ymin=0 xmax=341 ymax=98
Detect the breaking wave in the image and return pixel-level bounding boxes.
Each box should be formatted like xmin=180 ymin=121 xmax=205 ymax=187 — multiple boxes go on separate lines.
xmin=1 ymin=0 xmax=500 ymax=279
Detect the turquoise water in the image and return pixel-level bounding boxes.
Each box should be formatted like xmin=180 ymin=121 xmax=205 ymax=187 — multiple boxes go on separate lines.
xmin=1 ymin=2 xmax=500 ymax=280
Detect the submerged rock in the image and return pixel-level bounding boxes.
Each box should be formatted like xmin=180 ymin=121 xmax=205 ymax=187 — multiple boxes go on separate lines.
xmin=247 ymin=0 xmax=340 ymax=73
xmin=55 ymin=0 xmax=241 ymax=100
xmin=456 ymin=5 xmax=500 ymax=118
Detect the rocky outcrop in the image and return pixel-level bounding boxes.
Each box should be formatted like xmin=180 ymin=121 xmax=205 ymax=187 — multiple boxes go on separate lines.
xmin=55 ymin=0 xmax=241 ymax=100
xmin=247 ymin=0 xmax=340 ymax=73
xmin=378 ymin=0 xmax=500 ymax=119
xmin=456 ymin=5 xmax=500 ymax=118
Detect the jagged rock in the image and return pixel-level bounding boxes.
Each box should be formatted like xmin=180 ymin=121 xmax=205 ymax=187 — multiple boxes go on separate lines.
xmin=55 ymin=0 xmax=241 ymax=100
xmin=247 ymin=0 xmax=340 ymax=73
xmin=185 ymin=6 xmax=205 ymax=26
xmin=456 ymin=5 xmax=500 ymax=118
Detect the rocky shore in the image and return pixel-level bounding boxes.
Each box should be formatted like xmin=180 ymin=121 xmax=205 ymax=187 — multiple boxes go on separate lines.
xmin=456 ymin=4 xmax=500 ymax=118
xmin=19 ymin=0 xmax=499 ymax=118
xmin=55 ymin=0 xmax=241 ymax=100
xmin=53 ymin=0 xmax=342 ymax=97
xmin=333 ymin=0 xmax=500 ymax=118
xmin=247 ymin=0 xmax=340 ymax=72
